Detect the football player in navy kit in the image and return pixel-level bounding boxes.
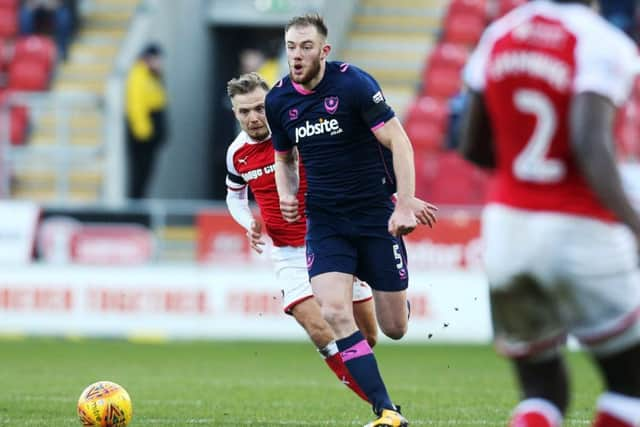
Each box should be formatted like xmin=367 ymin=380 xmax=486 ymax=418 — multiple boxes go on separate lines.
xmin=266 ymin=14 xmax=437 ymax=427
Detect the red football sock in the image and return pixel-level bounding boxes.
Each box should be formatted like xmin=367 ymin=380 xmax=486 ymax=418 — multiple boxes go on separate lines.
xmin=593 ymin=392 xmax=640 ymax=427
xmin=510 ymin=411 xmax=555 ymax=427
xmin=509 ymin=399 xmax=562 ymax=427
xmin=324 ymin=352 xmax=369 ymax=403
xmin=593 ymin=412 xmax=634 ymax=427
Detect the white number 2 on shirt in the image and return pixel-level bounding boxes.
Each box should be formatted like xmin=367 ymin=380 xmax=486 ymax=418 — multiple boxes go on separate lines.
xmin=513 ymin=89 xmax=566 ymax=183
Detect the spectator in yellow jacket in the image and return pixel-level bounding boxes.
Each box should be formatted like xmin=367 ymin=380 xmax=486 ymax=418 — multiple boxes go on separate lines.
xmin=125 ymin=43 xmax=167 ymax=199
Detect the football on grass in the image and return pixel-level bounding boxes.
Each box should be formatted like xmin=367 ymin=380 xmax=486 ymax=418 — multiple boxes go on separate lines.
xmin=77 ymin=381 xmax=132 ymax=427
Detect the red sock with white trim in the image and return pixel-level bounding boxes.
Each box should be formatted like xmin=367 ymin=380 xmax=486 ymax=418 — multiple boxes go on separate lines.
xmin=509 ymin=398 xmax=562 ymax=427
xmin=319 ymin=341 xmax=369 ymax=403
xmin=593 ymin=392 xmax=640 ymax=427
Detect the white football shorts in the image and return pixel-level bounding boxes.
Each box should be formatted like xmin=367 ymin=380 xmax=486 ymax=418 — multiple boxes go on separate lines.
xmin=483 ymin=204 xmax=640 ymax=358
xmin=271 ymin=245 xmax=373 ymax=314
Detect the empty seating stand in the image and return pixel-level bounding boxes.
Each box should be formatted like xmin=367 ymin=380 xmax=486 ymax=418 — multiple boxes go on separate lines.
xmin=0 ymin=24 xmax=57 ymax=144
xmin=404 ymin=95 xmax=450 ymax=152
xmin=406 ymin=0 xmax=533 ymax=206
xmin=416 ymin=150 xmax=491 ymax=206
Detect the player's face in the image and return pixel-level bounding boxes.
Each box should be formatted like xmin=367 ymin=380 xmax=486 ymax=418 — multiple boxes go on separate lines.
xmin=231 ymin=88 xmax=270 ymax=141
xmin=285 ymin=25 xmax=328 ymax=86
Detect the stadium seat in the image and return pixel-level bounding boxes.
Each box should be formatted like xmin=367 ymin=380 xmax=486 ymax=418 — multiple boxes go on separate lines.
xmin=443 ymin=12 xmax=485 ymax=46
xmin=422 ymin=64 xmax=463 ymax=100
xmin=8 ymin=102 xmax=28 ymax=144
xmin=0 ymin=0 xmax=17 ymax=10
xmin=417 ymin=151 xmax=490 ymax=205
xmin=446 ymin=0 xmax=487 ymax=21
xmin=0 ymin=37 xmax=10 ymax=70
xmin=8 ymin=58 xmax=49 ymax=91
xmin=615 ymin=94 xmax=640 ymax=160
xmin=405 ymin=95 xmax=449 ymax=132
xmin=426 ymin=42 xmax=469 ymax=71
xmin=0 ymin=6 xmax=17 ymax=38
xmin=495 ymin=0 xmax=528 ymax=18
xmin=406 ymin=120 xmax=446 ymax=152
xmin=613 ymin=76 xmax=640 ymax=160
xmin=13 ymin=35 xmax=57 ymax=73
xmin=404 ymin=96 xmax=451 ymax=155
xmin=0 ymin=90 xmax=29 ymax=145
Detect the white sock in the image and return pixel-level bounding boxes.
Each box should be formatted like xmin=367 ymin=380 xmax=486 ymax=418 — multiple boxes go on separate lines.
xmin=318 ymin=341 xmax=338 ymax=358
xmin=596 ymin=392 xmax=640 ymax=426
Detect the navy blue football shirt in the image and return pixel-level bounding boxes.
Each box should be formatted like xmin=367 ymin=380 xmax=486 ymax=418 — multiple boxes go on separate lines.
xmin=266 ymin=61 xmax=396 ymax=215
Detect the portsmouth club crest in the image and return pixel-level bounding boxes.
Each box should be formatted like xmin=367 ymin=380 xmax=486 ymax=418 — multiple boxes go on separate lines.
xmin=306 ymin=248 xmax=315 ymax=269
xmin=324 ymin=96 xmax=339 ymax=114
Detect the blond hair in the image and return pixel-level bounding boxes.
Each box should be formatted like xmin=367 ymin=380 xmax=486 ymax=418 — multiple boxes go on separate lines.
xmin=226 ymin=72 xmax=269 ymax=98
xmin=285 ymin=13 xmax=328 ymax=38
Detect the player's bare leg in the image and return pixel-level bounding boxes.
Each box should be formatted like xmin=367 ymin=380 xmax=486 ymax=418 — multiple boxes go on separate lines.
xmin=290 ymin=298 xmax=334 ymax=348
xmin=354 ymin=298 xmax=378 ymax=348
xmin=312 ymin=271 xmax=399 ymax=417
xmin=373 ymin=289 xmax=409 ymax=340
xmin=290 ymin=297 xmax=369 ymax=402
xmin=311 ymin=272 xmax=356 ymax=337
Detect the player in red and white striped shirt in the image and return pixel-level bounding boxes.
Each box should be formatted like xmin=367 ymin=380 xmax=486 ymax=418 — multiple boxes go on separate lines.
xmin=460 ymin=1 xmax=640 ymax=426
xmin=225 ymin=72 xmax=377 ymax=403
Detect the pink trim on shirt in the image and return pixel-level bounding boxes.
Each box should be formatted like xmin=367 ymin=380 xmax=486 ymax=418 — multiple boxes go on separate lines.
xmin=292 ymin=81 xmax=315 ymax=95
xmin=371 ymin=122 xmax=385 ymax=132
xmin=340 ymin=340 xmax=373 ymax=362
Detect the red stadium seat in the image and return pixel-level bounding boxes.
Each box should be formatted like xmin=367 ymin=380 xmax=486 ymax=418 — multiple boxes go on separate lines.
xmin=405 ymin=120 xmax=446 ymax=152
xmin=0 ymin=90 xmax=29 ymax=145
xmin=427 ymin=42 xmax=469 ymax=71
xmin=634 ymin=75 xmax=640 ymax=95
xmin=404 ymin=96 xmax=450 ymax=151
xmin=8 ymin=102 xmax=28 ymax=144
xmin=13 ymin=35 xmax=57 ymax=73
xmin=405 ymin=95 xmax=449 ymax=132
xmin=0 ymin=7 xmax=17 ymax=38
xmin=443 ymin=12 xmax=485 ymax=46
xmin=496 ymin=0 xmax=528 ymax=18
xmin=8 ymin=59 xmax=49 ymax=91
xmin=417 ymin=151 xmax=490 ymax=205
xmin=0 ymin=0 xmax=17 ymax=10
xmin=615 ymin=96 xmax=640 ymax=160
xmin=422 ymin=65 xmax=463 ymax=100
xmin=0 ymin=37 xmax=10 ymax=70
xmin=614 ymin=76 xmax=640 ymax=160
xmin=414 ymin=149 xmax=441 ymax=195
xmin=446 ymin=0 xmax=487 ymax=21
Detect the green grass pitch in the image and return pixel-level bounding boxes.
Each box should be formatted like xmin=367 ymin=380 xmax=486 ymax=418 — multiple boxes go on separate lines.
xmin=0 ymin=338 xmax=603 ymax=426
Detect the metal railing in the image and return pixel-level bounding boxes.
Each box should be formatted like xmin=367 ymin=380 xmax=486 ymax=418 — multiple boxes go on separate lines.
xmin=0 ymin=91 xmax=105 ymax=203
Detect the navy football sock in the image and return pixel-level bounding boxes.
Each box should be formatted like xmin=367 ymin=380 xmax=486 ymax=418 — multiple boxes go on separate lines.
xmin=336 ymin=330 xmax=394 ymax=413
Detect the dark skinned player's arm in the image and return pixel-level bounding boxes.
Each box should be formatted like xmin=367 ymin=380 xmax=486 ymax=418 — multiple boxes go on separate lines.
xmin=570 ymin=92 xmax=640 ymax=236
xmin=458 ymin=90 xmax=496 ymax=170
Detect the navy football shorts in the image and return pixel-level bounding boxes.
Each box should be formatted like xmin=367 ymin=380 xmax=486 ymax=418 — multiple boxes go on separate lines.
xmin=305 ymin=210 xmax=408 ymax=292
